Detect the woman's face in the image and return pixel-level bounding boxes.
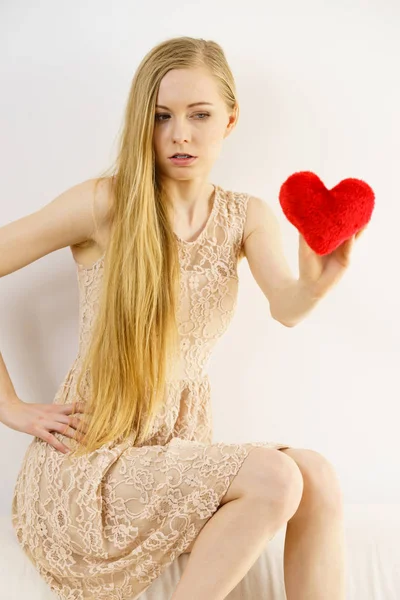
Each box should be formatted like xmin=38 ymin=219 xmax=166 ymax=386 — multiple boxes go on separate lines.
xmin=153 ymin=67 xmax=237 ymax=181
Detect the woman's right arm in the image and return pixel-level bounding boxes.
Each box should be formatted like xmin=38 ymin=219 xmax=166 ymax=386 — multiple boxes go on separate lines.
xmin=0 ymin=178 xmax=102 ymax=277
xmin=0 ymin=178 xmax=101 ymax=451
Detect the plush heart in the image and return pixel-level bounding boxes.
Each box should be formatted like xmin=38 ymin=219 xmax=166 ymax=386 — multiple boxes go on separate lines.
xmin=279 ymin=171 xmax=375 ymax=255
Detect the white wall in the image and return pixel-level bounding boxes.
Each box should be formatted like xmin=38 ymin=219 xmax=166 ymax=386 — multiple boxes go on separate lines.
xmin=0 ymin=0 xmax=399 ymax=516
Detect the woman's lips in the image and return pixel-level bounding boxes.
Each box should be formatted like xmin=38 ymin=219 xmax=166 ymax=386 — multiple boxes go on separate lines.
xmin=169 ymin=156 xmax=198 ymax=166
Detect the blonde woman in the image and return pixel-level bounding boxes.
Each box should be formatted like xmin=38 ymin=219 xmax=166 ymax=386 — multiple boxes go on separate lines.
xmin=0 ymin=36 xmax=363 ymax=600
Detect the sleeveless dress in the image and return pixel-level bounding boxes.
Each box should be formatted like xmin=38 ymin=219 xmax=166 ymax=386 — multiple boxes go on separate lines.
xmin=11 ymin=184 xmax=291 ymax=600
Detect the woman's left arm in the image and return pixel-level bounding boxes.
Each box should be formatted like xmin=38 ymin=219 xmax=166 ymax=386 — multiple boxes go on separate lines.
xmin=242 ymin=195 xmax=366 ymax=327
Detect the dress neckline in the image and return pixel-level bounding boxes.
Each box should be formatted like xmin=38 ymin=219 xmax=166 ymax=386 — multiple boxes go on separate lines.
xmin=173 ymin=184 xmax=219 ymax=245
xmin=76 ymin=184 xmax=220 ymax=271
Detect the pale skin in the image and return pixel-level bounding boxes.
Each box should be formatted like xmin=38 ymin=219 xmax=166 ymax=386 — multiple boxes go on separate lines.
xmin=151 ymin=66 xmax=366 ymax=599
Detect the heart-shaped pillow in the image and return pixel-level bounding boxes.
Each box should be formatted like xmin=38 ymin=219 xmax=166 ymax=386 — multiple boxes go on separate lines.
xmin=279 ymin=171 xmax=375 ymax=255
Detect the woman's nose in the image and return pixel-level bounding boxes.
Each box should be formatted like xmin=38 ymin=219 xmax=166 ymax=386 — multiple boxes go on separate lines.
xmin=172 ymin=132 xmax=190 ymax=144
xmin=171 ymin=120 xmax=191 ymax=144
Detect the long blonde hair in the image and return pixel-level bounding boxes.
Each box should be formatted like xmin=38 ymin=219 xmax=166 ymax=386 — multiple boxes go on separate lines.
xmin=70 ymin=36 xmax=239 ymax=458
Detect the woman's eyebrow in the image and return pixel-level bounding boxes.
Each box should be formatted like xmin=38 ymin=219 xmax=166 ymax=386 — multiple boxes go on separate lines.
xmin=155 ymin=102 xmax=214 ymax=110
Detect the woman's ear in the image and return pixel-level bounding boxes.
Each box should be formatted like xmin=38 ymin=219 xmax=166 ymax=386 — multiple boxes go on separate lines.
xmin=225 ymin=104 xmax=239 ymax=137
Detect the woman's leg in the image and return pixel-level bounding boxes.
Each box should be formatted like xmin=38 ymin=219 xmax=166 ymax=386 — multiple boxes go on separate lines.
xmin=171 ymin=448 xmax=304 ymax=600
xmin=281 ymin=448 xmax=346 ymax=600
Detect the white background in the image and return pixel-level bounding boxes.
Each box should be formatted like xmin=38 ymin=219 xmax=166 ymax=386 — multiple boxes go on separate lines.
xmin=0 ymin=0 xmax=399 ymax=517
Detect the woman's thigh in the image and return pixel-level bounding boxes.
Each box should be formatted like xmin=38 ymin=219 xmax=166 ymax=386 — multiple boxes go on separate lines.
xmin=181 ymin=446 xmax=303 ymax=554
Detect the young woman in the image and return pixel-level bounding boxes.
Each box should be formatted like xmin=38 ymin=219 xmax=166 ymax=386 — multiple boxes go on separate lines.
xmin=0 ymin=36 xmax=363 ymax=600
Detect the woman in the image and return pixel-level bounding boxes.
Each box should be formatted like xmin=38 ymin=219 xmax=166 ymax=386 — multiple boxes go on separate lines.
xmin=0 ymin=36 xmax=364 ymax=600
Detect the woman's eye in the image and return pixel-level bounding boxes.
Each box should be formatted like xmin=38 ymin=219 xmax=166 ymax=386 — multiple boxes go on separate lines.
xmin=155 ymin=113 xmax=210 ymax=122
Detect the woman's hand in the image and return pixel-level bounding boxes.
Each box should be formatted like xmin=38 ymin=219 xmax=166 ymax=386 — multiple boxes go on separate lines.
xmin=299 ymin=226 xmax=368 ymax=299
xmin=0 ymin=396 xmax=89 ymax=454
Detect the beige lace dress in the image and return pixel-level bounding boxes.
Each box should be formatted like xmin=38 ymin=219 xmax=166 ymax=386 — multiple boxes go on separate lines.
xmin=11 ymin=184 xmax=291 ymax=600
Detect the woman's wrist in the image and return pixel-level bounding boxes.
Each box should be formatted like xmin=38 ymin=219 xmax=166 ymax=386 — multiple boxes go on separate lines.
xmin=0 ymin=392 xmax=21 ymax=407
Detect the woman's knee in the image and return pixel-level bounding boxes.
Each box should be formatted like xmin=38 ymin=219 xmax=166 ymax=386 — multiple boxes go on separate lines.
xmin=222 ymin=447 xmax=304 ymax=518
xmin=250 ymin=448 xmax=304 ymax=516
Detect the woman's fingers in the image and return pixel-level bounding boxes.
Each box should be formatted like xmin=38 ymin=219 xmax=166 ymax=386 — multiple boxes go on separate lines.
xmin=52 ymin=402 xmax=91 ymax=417
xmin=51 ymin=402 xmax=82 ymax=414
xmin=356 ymin=225 xmax=368 ymax=239
xmin=39 ymin=429 xmax=71 ymax=454
xmin=59 ymin=402 xmax=87 ymax=414
xmin=56 ymin=412 xmax=87 ymax=427
xmin=71 ymin=415 xmax=89 ymax=434
xmin=56 ymin=414 xmax=89 ymax=435
xmin=48 ymin=420 xmax=86 ymax=443
xmin=41 ymin=403 xmax=91 ymax=452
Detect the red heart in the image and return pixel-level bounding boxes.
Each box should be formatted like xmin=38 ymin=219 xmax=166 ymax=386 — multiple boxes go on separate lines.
xmin=279 ymin=171 xmax=375 ymax=255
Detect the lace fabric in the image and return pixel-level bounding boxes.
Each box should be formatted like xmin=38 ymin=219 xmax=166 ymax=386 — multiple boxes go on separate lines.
xmin=11 ymin=185 xmax=290 ymax=600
